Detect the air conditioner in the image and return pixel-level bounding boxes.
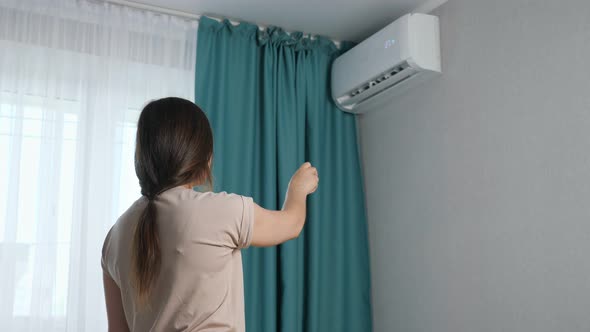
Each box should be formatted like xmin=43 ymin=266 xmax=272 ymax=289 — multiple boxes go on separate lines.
xmin=331 ymin=13 xmax=441 ymax=113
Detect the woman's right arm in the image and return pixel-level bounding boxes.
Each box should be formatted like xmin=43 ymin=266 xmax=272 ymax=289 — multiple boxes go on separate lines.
xmin=251 ymin=162 xmax=319 ymax=247
xmin=103 ymin=272 xmax=130 ymax=332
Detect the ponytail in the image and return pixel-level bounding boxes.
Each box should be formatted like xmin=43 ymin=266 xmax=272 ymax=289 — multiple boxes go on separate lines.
xmin=131 ymin=196 xmax=161 ymax=306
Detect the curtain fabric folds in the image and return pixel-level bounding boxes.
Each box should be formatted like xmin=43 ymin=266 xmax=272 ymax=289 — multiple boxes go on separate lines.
xmin=195 ymin=16 xmax=372 ymax=332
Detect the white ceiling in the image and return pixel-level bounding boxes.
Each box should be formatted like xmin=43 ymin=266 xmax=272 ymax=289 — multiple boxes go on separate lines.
xmin=133 ymin=0 xmax=435 ymax=42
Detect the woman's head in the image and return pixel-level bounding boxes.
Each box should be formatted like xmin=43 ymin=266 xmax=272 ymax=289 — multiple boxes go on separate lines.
xmin=132 ymin=97 xmax=213 ymax=305
xmin=135 ymin=97 xmax=213 ymax=195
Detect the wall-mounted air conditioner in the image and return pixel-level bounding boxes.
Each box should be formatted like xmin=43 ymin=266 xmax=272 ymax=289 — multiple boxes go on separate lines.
xmin=331 ymin=13 xmax=441 ymax=113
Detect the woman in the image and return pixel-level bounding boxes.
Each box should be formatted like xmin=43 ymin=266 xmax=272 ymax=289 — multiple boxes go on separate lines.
xmin=101 ymin=97 xmax=318 ymax=331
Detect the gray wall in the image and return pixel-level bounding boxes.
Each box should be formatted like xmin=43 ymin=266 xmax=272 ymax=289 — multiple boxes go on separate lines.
xmin=357 ymin=1 xmax=590 ymax=331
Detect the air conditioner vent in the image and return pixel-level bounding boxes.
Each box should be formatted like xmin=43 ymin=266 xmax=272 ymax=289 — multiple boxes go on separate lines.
xmin=349 ymin=62 xmax=411 ymax=98
xmin=335 ymin=61 xmax=420 ymax=110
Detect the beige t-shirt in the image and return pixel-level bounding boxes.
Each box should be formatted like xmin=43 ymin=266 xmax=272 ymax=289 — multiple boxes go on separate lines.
xmin=101 ymin=187 xmax=254 ymax=332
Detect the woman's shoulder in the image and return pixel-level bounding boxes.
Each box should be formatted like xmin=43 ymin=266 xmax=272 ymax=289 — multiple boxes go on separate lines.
xmin=109 ymin=197 xmax=146 ymax=235
xmin=160 ymin=187 xmax=246 ymax=209
xmin=190 ymin=191 xmax=246 ymax=211
xmin=196 ymin=190 xmax=242 ymax=201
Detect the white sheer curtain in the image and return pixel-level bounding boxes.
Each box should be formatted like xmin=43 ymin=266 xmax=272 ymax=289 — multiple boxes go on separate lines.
xmin=0 ymin=0 xmax=198 ymax=330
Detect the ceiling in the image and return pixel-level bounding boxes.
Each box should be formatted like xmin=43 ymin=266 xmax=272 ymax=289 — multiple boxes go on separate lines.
xmin=133 ymin=0 xmax=435 ymax=42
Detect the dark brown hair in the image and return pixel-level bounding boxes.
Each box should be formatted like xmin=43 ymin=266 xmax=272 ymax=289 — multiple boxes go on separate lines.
xmin=132 ymin=97 xmax=213 ymax=305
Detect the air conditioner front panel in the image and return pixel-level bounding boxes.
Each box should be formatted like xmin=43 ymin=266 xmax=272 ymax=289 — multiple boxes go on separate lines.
xmin=331 ymin=14 xmax=410 ymax=98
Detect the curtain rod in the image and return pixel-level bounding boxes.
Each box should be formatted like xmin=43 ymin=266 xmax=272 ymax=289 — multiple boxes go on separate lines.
xmin=105 ymin=0 xmax=203 ymax=20
xmin=104 ymin=0 xmax=342 ymax=45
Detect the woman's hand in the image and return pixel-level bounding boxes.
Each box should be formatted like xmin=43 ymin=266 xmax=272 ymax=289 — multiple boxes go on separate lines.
xmin=288 ymin=162 xmax=319 ymax=196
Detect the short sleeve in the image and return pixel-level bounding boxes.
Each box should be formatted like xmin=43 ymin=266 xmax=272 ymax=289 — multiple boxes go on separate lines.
xmin=210 ymin=192 xmax=254 ymax=249
xmin=237 ymin=196 xmax=254 ymax=249
xmin=101 ymin=228 xmax=113 ymax=274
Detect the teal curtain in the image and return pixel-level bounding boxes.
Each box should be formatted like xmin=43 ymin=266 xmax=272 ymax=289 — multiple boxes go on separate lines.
xmin=195 ymin=17 xmax=371 ymax=332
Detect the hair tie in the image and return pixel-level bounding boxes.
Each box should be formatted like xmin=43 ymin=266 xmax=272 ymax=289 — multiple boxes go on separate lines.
xmin=142 ymin=191 xmax=157 ymax=201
